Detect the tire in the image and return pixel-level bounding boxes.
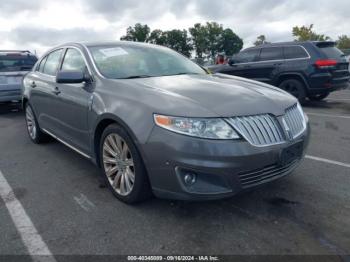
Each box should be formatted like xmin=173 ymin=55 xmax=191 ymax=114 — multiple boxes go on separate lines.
xmin=25 ymin=104 xmax=49 ymax=144
xmin=99 ymin=124 xmax=152 ymax=204
xmin=278 ymin=79 xmax=306 ymax=104
xmin=308 ymin=92 xmax=329 ymax=101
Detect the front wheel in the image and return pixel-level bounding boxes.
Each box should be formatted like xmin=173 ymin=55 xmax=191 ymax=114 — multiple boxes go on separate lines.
xmin=278 ymin=79 xmax=306 ymax=104
xmin=308 ymin=93 xmax=329 ymax=101
xmin=100 ymin=124 xmax=152 ymax=204
xmin=25 ymin=104 xmax=49 ymax=144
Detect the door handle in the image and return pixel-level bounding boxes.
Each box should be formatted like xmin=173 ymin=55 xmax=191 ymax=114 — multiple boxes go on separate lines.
xmin=52 ymin=87 xmax=61 ymax=95
xmin=30 ymin=81 xmax=36 ymax=88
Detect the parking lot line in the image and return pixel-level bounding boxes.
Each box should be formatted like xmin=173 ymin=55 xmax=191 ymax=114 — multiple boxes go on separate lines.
xmin=0 ymin=170 xmax=56 ymax=261
xmin=305 ymin=112 xmax=350 ymax=120
xmin=305 ymin=155 xmax=350 ymax=168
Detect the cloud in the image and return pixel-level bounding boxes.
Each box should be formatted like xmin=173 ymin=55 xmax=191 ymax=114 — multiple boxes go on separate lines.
xmin=1 ymin=0 xmax=350 ymax=54
xmin=8 ymin=26 xmax=117 ymax=46
xmin=0 ymin=0 xmax=43 ymax=14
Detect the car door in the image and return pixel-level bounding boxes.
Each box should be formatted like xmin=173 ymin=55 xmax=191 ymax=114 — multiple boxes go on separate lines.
xmin=221 ymin=48 xmax=260 ymax=79
xmin=28 ymin=49 xmax=64 ymax=131
xmin=50 ymin=48 xmax=93 ymax=154
xmin=253 ymin=47 xmax=284 ymax=84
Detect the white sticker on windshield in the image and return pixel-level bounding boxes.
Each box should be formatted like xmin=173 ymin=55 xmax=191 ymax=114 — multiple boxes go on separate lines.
xmin=99 ymin=47 xmax=128 ymax=57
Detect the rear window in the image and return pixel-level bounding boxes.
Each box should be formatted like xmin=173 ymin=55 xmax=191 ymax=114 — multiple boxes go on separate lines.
xmin=284 ymin=46 xmax=309 ymax=59
xmin=259 ymin=47 xmax=283 ymax=61
xmin=316 ymin=43 xmax=344 ymax=59
xmin=0 ymin=55 xmax=37 ymax=72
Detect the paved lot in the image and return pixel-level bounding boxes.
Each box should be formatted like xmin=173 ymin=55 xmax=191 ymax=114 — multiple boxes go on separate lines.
xmin=0 ymin=90 xmax=349 ymax=259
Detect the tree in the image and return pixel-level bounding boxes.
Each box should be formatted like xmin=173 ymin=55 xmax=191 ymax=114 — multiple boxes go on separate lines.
xmin=120 ymin=23 xmax=150 ymax=42
xmin=221 ymin=28 xmax=243 ymax=56
xmin=189 ymin=23 xmax=208 ymax=59
xmin=254 ymin=35 xmax=269 ymax=46
xmin=292 ymin=24 xmax=330 ymax=41
xmin=337 ymin=35 xmax=350 ymax=50
xmin=163 ymin=29 xmax=193 ymax=57
xmin=189 ymin=22 xmax=243 ymax=59
xmin=148 ymin=29 xmax=167 ymax=45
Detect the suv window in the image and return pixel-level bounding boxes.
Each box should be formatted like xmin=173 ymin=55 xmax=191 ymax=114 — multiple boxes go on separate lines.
xmin=43 ymin=49 xmax=63 ymax=76
xmin=235 ymin=49 xmax=260 ymax=63
xmin=317 ymin=45 xmax=344 ymax=59
xmin=0 ymin=54 xmax=37 ymax=72
xmin=259 ymin=47 xmax=283 ymax=61
xmin=61 ymin=48 xmax=86 ymax=72
xmin=284 ymin=46 xmax=309 ymax=59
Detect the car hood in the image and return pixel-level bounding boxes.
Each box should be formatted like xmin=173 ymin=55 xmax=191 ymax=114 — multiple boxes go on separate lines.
xmin=129 ymin=73 xmax=297 ymax=117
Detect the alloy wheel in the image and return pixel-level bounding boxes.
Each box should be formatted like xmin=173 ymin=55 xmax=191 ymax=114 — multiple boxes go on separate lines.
xmin=102 ymin=133 xmax=135 ymax=196
xmin=26 ymin=106 xmax=37 ymax=140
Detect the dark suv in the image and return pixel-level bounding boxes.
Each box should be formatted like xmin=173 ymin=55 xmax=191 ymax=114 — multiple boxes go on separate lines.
xmin=0 ymin=50 xmax=37 ymax=103
xmin=209 ymin=41 xmax=350 ymax=103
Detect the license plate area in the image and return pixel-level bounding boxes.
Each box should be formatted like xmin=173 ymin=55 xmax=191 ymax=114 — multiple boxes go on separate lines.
xmin=279 ymin=141 xmax=303 ymax=166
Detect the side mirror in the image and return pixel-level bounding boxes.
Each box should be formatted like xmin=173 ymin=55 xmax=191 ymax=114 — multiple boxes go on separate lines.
xmin=56 ymin=70 xmax=88 ymax=84
xmin=228 ymin=58 xmax=235 ymax=65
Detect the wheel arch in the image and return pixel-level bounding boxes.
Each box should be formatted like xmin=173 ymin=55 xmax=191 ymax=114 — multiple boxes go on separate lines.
xmin=275 ymin=73 xmax=310 ymax=91
xmin=22 ymin=96 xmax=29 ymax=110
xmin=92 ymin=114 xmax=147 ymax=168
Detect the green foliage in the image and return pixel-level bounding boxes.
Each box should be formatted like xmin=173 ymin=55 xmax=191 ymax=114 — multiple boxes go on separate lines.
xmin=292 ymin=24 xmax=330 ymax=41
xmin=163 ymin=29 xmax=192 ymax=57
xmin=188 ymin=23 xmax=208 ymax=58
xmin=148 ymin=29 xmax=167 ymax=46
xmin=254 ymin=35 xmax=269 ymax=46
xmin=120 ymin=23 xmax=150 ymax=42
xmin=189 ymin=22 xmax=243 ymax=59
xmin=222 ymin=28 xmax=243 ymax=56
xmin=337 ymin=35 xmax=350 ymax=50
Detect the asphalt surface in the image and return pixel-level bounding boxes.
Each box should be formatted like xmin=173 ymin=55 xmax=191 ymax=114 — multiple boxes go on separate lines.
xmin=0 ymin=90 xmax=349 ymax=259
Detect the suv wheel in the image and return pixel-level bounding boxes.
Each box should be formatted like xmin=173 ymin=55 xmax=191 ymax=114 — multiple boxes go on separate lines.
xmin=25 ymin=104 xmax=49 ymax=144
xmin=100 ymin=124 xmax=152 ymax=204
xmin=308 ymin=93 xmax=329 ymax=101
xmin=278 ymin=79 xmax=306 ymax=104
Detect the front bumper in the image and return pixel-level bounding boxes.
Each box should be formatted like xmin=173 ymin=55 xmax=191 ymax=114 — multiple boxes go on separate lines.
xmin=0 ymin=89 xmax=21 ymax=102
xmin=143 ymin=124 xmax=310 ymax=201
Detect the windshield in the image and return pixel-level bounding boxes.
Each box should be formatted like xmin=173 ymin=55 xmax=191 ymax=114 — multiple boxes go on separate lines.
xmin=0 ymin=55 xmax=37 ymax=72
xmin=88 ymin=44 xmax=206 ymax=79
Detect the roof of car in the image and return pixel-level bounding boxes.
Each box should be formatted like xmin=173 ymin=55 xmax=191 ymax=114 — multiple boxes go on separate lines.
xmin=0 ymin=50 xmax=36 ymax=56
xmin=58 ymin=41 xmax=160 ymax=49
xmin=244 ymin=41 xmax=336 ymax=50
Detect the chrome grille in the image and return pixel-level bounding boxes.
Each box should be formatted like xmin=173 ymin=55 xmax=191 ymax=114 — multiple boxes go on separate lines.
xmin=227 ymin=114 xmax=285 ymax=146
xmin=238 ymin=160 xmax=299 ymax=188
xmin=283 ymin=104 xmax=306 ymax=139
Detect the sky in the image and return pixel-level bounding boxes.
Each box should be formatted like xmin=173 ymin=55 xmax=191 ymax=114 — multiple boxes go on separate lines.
xmin=1 ymin=0 xmax=349 ymax=56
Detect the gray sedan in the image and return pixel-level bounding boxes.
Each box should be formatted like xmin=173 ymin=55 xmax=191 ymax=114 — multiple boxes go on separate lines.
xmin=22 ymin=41 xmax=310 ymax=203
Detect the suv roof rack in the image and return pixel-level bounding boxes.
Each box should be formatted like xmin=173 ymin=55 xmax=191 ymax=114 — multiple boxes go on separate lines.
xmin=0 ymin=50 xmax=32 ymax=54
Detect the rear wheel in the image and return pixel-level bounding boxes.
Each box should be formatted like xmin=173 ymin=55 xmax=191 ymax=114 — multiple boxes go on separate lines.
xmin=278 ymin=79 xmax=306 ymax=104
xmin=99 ymin=124 xmax=152 ymax=204
xmin=308 ymin=92 xmax=329 ymax=101
xmin=25 ymin=104 xmax=49 ymax=144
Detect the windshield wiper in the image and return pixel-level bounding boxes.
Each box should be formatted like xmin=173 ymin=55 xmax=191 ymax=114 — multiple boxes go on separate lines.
xmin=163 ymin=72 xmax=201 ymax=76
xmin=122 ymin=75 xmax=153 ymax=79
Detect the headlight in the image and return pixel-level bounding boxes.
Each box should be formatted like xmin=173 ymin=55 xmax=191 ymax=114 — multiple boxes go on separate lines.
xmin=297 ymin=102 xmax=308 ymax=126
xmin=154 ymin=114 xmax=240 ymax=139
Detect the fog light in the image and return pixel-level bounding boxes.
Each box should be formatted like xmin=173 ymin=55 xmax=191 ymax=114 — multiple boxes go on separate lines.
xmin=184 ymin=173 xmax=196 ymax=185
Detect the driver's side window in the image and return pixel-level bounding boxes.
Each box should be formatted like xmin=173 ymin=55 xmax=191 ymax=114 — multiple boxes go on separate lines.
xmin=61 ymin=48 xmax=86 ymax=72
xmin=235 ymin=49 xmax=260 ymax=64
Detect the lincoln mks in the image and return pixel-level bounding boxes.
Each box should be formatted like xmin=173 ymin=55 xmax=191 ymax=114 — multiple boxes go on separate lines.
xmin=23 ymin=41 xmax=310 ymax=203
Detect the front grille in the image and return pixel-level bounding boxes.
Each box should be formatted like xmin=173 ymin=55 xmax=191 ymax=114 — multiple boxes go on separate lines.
xmin=238 ymin=160 xmax=298 ymax=188
xmin=283 ymin=104 xmax=306 ymax=139
xmin=227 ymin=114 xmax=285 ymax=146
